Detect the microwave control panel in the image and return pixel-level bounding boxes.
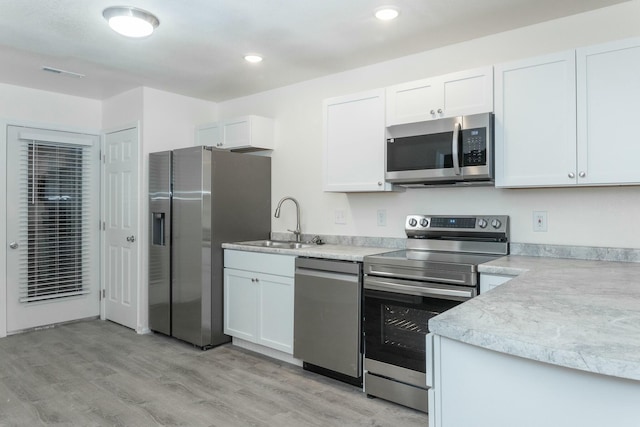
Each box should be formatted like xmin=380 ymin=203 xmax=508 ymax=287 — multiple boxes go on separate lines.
xmin=461 ymin=128 xmax=486 ymax=166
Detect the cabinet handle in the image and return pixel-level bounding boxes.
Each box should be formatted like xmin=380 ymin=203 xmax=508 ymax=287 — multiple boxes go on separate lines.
xmin=377 ymin=181 xmax=382 ymax=186
xmin=579 ymin=171 xmax=586 ymax=178
xmin=437 ymin=108 xmax=443 ymax=114
xmin=430 ymin=109 xmax=435 ymax=115
xmin=568 ymin=172 xmax=575 ymax=179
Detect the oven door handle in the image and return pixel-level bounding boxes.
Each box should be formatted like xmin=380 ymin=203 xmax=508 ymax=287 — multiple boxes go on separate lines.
xmin=365 ymin=266 xmax=468 ymax=286
xmin=364 ymin=277 xmax=474 ymax=299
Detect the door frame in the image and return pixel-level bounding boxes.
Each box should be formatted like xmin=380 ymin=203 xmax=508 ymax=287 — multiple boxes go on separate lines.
xmin=100 ymin=122 xmax=146 ymax=333
xmin=0 ymin=119 xmax=101 ymax=338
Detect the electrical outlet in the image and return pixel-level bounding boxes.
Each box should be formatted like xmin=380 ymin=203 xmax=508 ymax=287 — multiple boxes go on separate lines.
xmin=533 ymin=211 xmax=547 ymax=232
xmin=334 ymin=209 xmax=347 ymax=225
xmin=377 ymin=209 xmax=387 ymax=227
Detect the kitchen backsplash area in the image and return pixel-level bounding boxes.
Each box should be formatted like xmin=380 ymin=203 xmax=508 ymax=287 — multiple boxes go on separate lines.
xmin=271 ymin=232 xmax=640 ymax=263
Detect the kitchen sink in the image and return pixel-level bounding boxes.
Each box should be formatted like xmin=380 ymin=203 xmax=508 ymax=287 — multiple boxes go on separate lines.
xmin=242 ymin=240 xmax=314 ymax=249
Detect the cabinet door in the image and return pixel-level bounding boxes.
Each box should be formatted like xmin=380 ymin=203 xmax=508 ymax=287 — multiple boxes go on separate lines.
xmin=495 ymin=51 xmax=577 ymax=187
xmin=442 ymin=66 xmax=493 ymax=118
xmin=257 ymin=273 xmax=294 ymax=354
xmin=577 ymin=38 xmax=640 ymax=185
xmin=223 ymin=268 xmax=258 ymax=341
xmin=323 ymin=89 xmax=395 ymax=192
xmin=386 ymin=78 xmax=442 ymax=125
xmin=196 ymin=123 xmax=222 ymax=147
xmin=221 ymin=117 xmax=251 ymax=149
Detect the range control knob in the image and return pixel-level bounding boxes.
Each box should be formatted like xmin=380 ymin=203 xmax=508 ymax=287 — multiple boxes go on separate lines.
xmin=477 ymin=218 xmax=488 ymax=229
xmin=408 ymin=218 xmax=418 ymax=227
xmin=491 ymin=219 xmax=502 ymax=229
xmin=420 ymin=218 xmax=429 ymax=227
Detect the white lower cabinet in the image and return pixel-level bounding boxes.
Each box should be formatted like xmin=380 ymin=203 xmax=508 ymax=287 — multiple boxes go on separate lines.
xmin=223 ymin=250 xmax=295 ymax=354
xmin=428 ymin=335 xmax=640 ymax=427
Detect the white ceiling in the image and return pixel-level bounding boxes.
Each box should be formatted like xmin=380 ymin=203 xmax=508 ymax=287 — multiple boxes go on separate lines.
xmin=0 ymin=0 xmax=630 ymax=102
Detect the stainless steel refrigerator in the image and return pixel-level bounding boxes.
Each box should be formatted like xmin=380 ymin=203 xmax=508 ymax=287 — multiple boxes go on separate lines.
xmin=148 ymin=146 xmax=271 ymax=348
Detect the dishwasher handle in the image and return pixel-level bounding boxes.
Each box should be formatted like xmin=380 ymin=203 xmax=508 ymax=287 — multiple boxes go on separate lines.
xmin=295 ymin=267 xmax=359 ymax=283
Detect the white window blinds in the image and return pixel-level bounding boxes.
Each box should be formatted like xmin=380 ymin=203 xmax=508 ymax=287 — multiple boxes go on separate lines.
xmin=16 ymin=139 xmax=93 ymax=303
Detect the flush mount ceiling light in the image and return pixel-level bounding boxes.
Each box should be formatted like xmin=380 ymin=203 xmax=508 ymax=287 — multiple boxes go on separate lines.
xmin=103 ymin=6 xmax=159 ymax=38
xmin=244 ymin=54 xmax=263 ymax=63
xmin=375 ymin=6 xmax=400 ymax=21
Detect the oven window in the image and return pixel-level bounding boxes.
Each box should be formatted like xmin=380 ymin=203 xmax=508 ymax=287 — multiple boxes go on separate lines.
xmin=382 ymin=304 xmax=431 ymax=351
xmin=387 ymin=132 xmax=454 ymax=172
xmin=364 ymin=289 xmax=462 ymax=373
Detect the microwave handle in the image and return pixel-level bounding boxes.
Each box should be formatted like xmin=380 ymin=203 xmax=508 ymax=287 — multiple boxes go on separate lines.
xmin=452 ymin=122 xmax=461 ymax=175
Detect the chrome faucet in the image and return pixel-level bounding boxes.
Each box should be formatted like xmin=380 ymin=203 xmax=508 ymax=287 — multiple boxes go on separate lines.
xmin=274 ymin=196 xmax=301 ymax=242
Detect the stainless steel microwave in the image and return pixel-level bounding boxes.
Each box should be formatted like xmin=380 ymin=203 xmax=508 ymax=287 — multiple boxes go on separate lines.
xmin=385 ymin=113 xmax=494 ymax=186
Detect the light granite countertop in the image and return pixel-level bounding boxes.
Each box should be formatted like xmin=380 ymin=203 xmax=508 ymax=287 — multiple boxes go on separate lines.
xmin=430 ymin=255 xmax=640 ymax=381
xmin=222 ymin=241 xmax=394 ymax=262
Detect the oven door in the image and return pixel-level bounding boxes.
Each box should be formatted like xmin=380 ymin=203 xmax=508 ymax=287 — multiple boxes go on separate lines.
xmin=363 ymin=276 xmax=474 ymax=373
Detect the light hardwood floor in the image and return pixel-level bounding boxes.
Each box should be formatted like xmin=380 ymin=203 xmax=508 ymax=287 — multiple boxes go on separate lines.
xmin=0 ymin=320 xmax=428 ymax=426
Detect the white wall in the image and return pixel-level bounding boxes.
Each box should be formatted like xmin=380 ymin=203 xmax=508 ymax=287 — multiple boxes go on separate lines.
xmin=102 ymin=86 xmax=217 ymax=333
xmin=218 ymin=1 xmax=640 ymax=249
xmin=0 ymin=83 xmax=102 ymax=130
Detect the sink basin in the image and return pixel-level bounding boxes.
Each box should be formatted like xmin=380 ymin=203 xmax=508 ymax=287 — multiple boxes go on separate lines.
xmin=242 ymin=240 xmax=314 ymax=249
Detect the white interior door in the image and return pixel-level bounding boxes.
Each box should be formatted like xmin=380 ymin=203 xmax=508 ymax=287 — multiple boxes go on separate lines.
xmin=5 ymin=125 xmax=100 ymax=333
xmin=103 ymin=127 xmax=138 ymax=330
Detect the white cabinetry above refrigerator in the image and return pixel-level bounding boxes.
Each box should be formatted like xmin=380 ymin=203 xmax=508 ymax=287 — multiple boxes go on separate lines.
xmin=196 ymin=115 xmax=274 ymax=151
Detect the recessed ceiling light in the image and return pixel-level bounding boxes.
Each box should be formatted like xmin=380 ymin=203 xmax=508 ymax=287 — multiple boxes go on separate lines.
xmin=103 ymin=6 xmax=159 ymax=38
xmin=375 ymin=6 xmax=399 ymax=21
xmin=244 ymin=55 xmax=263 ymax=63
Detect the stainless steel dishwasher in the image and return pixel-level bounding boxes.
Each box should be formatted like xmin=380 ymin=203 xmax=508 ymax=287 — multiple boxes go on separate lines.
xmin=294 ymin=257 xmax=363 ymax=386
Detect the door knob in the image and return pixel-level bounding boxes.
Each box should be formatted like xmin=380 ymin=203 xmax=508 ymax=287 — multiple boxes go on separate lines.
xmin=9 ymin=241 xmax=18 ymax=249
xmin=126 ymin=235 xmax=136 ymax=243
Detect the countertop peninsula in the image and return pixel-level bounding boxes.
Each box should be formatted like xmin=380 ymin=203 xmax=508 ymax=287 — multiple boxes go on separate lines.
xmin=429 ymin=255 xmax=640 ymax=381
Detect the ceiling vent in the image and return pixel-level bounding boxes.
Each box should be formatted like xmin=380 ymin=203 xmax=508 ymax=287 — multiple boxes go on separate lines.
xmin=41 ymin=66 xmax=86 ymax=78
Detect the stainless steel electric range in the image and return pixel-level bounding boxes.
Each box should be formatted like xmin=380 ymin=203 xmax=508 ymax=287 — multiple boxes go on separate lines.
xmin=363 ymin=214 xmax=510 ymax=412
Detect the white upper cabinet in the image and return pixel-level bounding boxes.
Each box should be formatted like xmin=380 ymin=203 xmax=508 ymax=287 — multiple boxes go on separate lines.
xmin=196 ymin=115 xmax=274 ymax=151
xmin=495 ymin=51 xmax=577 ymax=187
xmin=323 ymin=89 xmax=398 ymax=192
xmin=576 ymin=38 xmax=640 ymax=185
xmin=196 ymin=122 xmax=222 ymax=147
xmin=386 ymin=66 xmax=494 ymax=126
xmin=496 ymin=37 xmax=640 ymax=188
